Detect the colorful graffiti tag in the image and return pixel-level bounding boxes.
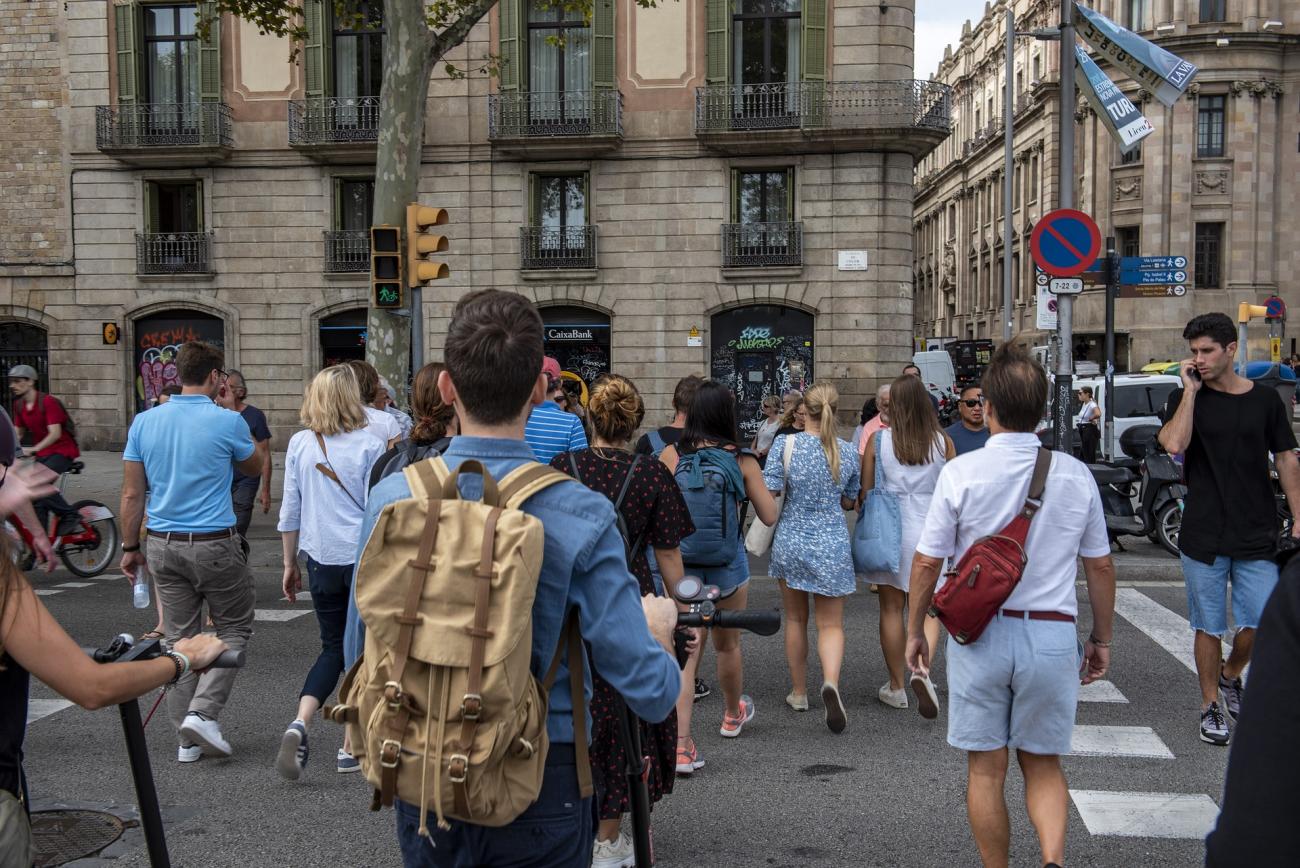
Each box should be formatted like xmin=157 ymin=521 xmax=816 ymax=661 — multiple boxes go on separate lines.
xmin=133 ymin=315 xmax=224 ymax=411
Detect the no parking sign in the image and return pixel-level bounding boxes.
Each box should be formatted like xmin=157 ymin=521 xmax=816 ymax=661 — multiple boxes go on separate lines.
xmin=1030 ymin=209 xmax=1102 ymax=278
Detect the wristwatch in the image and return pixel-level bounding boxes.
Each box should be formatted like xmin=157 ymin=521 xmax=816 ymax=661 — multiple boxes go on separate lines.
xmin=121 ymin=542 xmax=140 ymax=553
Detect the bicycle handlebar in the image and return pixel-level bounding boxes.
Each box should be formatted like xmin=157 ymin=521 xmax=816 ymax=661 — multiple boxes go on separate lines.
xmin=676 ymin=608 xmax=781 ymax=636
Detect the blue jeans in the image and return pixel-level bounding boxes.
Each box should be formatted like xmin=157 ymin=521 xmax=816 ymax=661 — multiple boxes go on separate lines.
xmin=300 ymin=557 xmax=352 ymax=704
xmin=394 ymin=745 xmax=591 ymax=868
xmin=1181 ymin=554 xmax=1279 ymax=636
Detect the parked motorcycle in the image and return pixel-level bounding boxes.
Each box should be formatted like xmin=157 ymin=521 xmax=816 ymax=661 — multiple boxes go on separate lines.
xmin=1087 ymin=424 xmax=1184 ymax=556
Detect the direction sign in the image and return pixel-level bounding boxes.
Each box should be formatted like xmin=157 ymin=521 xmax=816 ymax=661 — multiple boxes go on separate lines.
xmin=1119 ymin=284 xmax=1188 ymax=299
xmin=1119 ymin=269 xmax=1187 ymax=286
xmin=1036 ymin=264 xmax=1105 ymax=288
xmin=1030 ymin=209 xmax=1102 ymax=277
xmin=1050 ymin=278 xmax=1084 ymax=295
xmin=1122 ymin=255 xmax=1187 ymax=271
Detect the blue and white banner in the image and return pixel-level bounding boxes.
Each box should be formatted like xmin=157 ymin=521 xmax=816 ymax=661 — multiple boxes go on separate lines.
xmin=1075 ymin=45 xmax=1154 ymax=154
xmin=1074 ymin=3 xmax=1199 ymax=107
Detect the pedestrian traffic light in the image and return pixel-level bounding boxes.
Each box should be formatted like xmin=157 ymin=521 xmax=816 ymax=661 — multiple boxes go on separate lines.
xmin=370 ymin=225 xmax=402 ymax=309
xmin=405 ymin=203 xmax=450 ymax=288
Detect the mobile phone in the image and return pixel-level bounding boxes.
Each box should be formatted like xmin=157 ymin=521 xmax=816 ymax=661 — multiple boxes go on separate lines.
xmin=1188 ymin=368 xmax=1202 ymax=383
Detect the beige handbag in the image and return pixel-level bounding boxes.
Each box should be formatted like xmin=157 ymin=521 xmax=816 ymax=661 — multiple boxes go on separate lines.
xmin=745 ymin=434 xmax=795 ymax=557
xmin=0 ymin=788 xmax=33 ymax=868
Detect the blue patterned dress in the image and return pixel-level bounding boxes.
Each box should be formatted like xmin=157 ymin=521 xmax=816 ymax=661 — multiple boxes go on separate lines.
xmin=762 ymin=433 xmax=862 ymax=596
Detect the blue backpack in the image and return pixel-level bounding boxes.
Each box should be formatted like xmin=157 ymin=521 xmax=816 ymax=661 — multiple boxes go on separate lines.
xmin=674 ymin=447 xmax=746 ymax=567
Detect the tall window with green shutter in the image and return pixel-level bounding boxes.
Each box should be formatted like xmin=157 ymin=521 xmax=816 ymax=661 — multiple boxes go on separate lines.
xmin=299 ymin=0 xmax=384 ymax=135
xmin=112 ymin=1 xmax=221 ymax=140
xmin=705 ymin=0 xmax=824 ymax=124
xmin=497 ymin=0 xmax=615 ymax=131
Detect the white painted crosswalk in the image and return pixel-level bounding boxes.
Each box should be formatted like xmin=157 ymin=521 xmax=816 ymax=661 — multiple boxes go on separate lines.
xmin=1070 ymin=790 xmax=1221 ymax=839
xmin=26 ymin=699 xmax=73 ymax=725
xmin=253 ymin=608 xmax=312 ymax=622
xmin=1069 ymin=725 xmax=1173 ymax=759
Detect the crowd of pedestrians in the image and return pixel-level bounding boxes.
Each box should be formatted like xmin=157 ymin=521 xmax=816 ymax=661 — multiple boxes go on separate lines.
xmin=3 ymin=302 xmax=1299 ymax=868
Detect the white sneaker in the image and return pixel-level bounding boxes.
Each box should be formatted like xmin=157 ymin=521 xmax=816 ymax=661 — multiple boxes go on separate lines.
xmin=592 ymin=832 xmax=635 ymax=868
xmin=179 ymin=713 xmax=232 ymax=758
xmin=878 ymin=683 xmax=909 ymax=709
xmin=177 ymin=744 xmax=202 ymax=763
xmin=910 ymin=673 xmax=940 ymax=720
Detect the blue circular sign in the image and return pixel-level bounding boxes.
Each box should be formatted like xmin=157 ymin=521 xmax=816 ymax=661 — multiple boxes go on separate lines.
xmin=1030 ymin=209 xmax=1103 ymax=278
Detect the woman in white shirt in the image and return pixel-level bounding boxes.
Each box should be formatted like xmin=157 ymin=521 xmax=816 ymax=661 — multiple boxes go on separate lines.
xmin=347 ymin=359 xmax=403 ymax=448
xmin=274 ymin=364 xmax=387 ymax=780
xmin=751 ymin=395 xmax=783 ymax=464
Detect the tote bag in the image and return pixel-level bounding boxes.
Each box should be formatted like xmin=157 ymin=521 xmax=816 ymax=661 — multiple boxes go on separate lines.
xmin=744 ymin=434 xmax=794 ymax=557
xmin=852 ymin=431 xmax=902 ymax=574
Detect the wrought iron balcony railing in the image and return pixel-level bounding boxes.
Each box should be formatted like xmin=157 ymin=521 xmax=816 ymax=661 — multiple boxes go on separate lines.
xmin=135 ymin=232 xmax=213 ymax=275
xmin=489 ymin=90 xmax=623 ymax=139
xmin=520 ymin=225 xmax=598 ymax=270
xmin=96 ymin=103 xmax=233 ymax=149
xmin=288 ymin=97 xmax=381 ymax=145
xmin=695 ymin=80 xmax=952 ymax=134
xmin=324 ymin=230 xmax=369 ymax=273
xmin=722 ymin=221 xmax=803 ymax=268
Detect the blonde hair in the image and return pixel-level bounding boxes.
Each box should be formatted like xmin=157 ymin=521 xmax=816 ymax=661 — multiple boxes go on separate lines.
xmin=300 ymin=365 xmax=367 ymax=435
xmin=587 ymin=375 xmax=645 ymax=444
xmin=888 ymin=375 xmax=942 ymax=465
xmin=803 ymin=382 xmax=841 ymax=482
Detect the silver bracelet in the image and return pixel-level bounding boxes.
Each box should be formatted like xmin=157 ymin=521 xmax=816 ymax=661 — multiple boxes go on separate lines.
xmin=1088 ymin=635 xmax=1112 ymax=648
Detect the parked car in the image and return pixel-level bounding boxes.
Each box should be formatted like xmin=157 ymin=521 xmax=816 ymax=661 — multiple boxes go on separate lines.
xmin=1071 ymin=373 xmax=1181 ymax=461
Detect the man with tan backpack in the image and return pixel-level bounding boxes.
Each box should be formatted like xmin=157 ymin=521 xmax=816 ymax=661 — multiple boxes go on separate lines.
xmin=338 ymin=290 xmax=681 ymax=867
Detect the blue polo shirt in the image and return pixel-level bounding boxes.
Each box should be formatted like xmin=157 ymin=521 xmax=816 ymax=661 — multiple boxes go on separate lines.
xmin=343 ymin=436 xmax=680 ymax=744
xmin=524 ymin=400 xmax=588 ymax=465
xmin=124 ymin=394 xmax=255 ymax=533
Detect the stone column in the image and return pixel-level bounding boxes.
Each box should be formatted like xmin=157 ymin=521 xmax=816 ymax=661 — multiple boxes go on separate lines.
xmin=833 ymin=0 xmax=914 ymax=82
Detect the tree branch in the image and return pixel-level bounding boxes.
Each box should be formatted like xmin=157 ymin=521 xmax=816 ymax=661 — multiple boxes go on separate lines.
xmin=428 ymin=0 xmax=497 ymax=63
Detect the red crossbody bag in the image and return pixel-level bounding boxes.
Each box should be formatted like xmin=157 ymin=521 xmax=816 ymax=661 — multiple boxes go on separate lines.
xmin=929 ymin=448 xmax=1052 ymax=645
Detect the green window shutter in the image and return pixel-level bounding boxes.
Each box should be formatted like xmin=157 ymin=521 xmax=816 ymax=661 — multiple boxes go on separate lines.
xmin=194 ymin=180 xmax=204 ymax=231
xmin=332 ymin=177 xmax=343 ymax=230
xmin=785 ymin=168 xmax=794 ymax=219
xmin=801 ymin=0 xmax=826 ymax=82
xmin=144 ymin=181 xmax=157 ymax=232
xmin=706 ymin=0 xmax=729 ymax=85
xmin=303 ymin=0 xmax=326 ymax=100
xmin=592 ymin=0 xmax=615 ymax=90
xmin=528 ymin=173 xmax=538 ymax=224
xmin=729 ymin=169 xmax=739 ymax=223
xmin=114 ymin=2 xmax=137 ymax=106
xmin=499 ymin=0 xmax=520 ymax=93
xmin=199 ymin=1 xmax=221 ymax=102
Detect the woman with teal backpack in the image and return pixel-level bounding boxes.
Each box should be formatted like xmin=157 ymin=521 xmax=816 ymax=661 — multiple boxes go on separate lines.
xmin=660 ymin=382 xmax=778 ymax=773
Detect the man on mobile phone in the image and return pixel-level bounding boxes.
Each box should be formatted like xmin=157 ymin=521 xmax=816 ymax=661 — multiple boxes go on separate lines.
xmin=1159 ymin=312 xmax=1300 ymax=747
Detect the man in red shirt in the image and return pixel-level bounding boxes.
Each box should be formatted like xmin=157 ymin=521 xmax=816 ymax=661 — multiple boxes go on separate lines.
xmin=9 ymin=364 xmax=82 ymax=536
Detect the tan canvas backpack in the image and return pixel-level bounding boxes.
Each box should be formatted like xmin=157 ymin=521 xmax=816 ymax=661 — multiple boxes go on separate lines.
xmin=325 ymin=457 xmax=592 ymax=836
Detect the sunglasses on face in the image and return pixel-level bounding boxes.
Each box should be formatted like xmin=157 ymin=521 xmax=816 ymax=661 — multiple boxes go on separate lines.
xmin=961 ymin=398 xmax=984 ymax=408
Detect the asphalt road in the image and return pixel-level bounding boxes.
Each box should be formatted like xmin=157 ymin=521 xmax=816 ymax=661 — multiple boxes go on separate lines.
xmin=20 ymin=453 xmax=1229 ymax=867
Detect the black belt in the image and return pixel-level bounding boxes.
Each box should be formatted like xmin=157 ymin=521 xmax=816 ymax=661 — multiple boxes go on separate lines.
xmin=154 ymin=528 xmax=236 ymax=543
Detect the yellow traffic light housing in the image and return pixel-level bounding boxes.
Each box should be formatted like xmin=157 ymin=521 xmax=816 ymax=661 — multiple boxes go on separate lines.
xmin=370 ymin=225 xmax=403 ymax=309
xmin=406 ymin=203 xmax=450 ymax=287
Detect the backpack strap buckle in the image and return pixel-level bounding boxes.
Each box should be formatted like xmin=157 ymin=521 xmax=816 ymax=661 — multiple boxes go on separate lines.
xmin=383 ymin=681 xmax=404 ymax=710
xmin=447 ymin=753 xmax=469 ymax=783
xmin=379 ymin=738 xmax=402 ymax=769
xmin=460 ymin=693 xmax=482 ymax=721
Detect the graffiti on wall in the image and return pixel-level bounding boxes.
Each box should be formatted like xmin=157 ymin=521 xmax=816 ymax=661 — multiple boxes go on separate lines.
xmin=133 ymin=316 xmax=224 ymax=412
xmin=710 ymin=307 xmax=815 ymax=441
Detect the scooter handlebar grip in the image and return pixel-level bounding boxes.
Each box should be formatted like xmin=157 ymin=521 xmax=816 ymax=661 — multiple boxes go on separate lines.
xmin=210 ymin=649 xmax=245 ymax=669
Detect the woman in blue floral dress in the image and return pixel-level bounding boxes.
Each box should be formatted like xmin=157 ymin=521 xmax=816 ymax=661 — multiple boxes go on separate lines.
xmin=761 ymin=383 xmax=861 ymax=734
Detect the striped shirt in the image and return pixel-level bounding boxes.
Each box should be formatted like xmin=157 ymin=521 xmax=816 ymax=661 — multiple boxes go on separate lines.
xmin=524 ymin=400 xmax=588 ymax=464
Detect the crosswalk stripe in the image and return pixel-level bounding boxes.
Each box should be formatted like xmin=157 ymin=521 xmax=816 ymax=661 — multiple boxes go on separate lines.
xmin=1069 ymin=790 xmax=1219 ymax=839
xmin=56 ymin=582 xmax=94 ymax=588
xmin=1068 ymin=725 xmax=1173 ymax=759
xmin=27 ymin=699 xmax=73 ymax=724
xmin=254 ymin=609 xmax=312 ymax=622
xmin=1078 ymin=680 xmax=1127 ymax=703
xmin=34 ymin=589 xmax=62 ymax=596
xmin=1113 ymin=587 xmax=1196 ymax=673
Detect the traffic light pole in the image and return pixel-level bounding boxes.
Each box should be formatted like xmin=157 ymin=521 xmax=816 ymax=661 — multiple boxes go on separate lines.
xmin=411 ymin=285 xmax=423 ymax=372
xmin=1104 ymin=235 xmax=1117 ymax=460
xmin=1051 ymin=0 xmax=1076 ymax=456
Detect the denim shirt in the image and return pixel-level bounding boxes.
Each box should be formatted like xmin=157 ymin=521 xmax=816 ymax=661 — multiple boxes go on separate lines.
xmin=343 ymin=436 xmax=681 ymax=744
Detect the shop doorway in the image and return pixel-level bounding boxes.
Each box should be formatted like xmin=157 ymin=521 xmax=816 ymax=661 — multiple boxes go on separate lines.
xmin=0 ymin=322 xmax=49 ymax=393
xmin=133 ymin=311 xmax=224 ymax=412
xmin=320 ymin=309 xmax=368 ymax=367
xmin=710 ymin=305 xmax=814 ymax=440
xmin=541 ymin=306 xmax=611 ymax=404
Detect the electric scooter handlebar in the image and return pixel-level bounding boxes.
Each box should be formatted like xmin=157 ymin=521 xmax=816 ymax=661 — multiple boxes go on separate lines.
xmin=676 ymin=608 xmax=781 ymax=635
xmin=84 ymin=634 xmax=245 ymax=669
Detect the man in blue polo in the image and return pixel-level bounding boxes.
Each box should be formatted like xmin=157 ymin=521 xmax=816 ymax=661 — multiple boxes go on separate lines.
xmin=523 ymin=356 xmax=587 ymax=464
xmin=119 ymin=341 xmax=263 ymax=764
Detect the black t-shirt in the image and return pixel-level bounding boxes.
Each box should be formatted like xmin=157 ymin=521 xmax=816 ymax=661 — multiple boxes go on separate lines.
xmin=0 ymin=653 xmax=29 ymax=798
xmin=1167 ymin=383 xmax=1297 ymax=564
xmin=633 ymin=426 xmax=684 ymax=457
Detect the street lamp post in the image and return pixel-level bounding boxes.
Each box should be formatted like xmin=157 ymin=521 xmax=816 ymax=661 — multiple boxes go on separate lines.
xmin=1053 ymin=0 xmax=1077 ymax=456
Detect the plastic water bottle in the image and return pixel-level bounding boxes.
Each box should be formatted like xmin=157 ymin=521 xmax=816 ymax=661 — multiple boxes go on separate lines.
xmin=132 ymin=567 xmax=151 ymax=609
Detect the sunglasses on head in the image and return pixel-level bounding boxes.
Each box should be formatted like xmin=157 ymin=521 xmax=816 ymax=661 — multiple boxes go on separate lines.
xmin=961 ymin=398 xmax=984 ymax=408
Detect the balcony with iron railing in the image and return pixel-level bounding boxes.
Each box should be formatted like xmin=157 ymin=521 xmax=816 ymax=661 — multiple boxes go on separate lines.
xmin=721 ymin=222 xmax=803 ymax=269
xmin=695 ymin=80 xmax=951 ymax=158
xmin=324 ymin=230 xmax=369 ymax=273
xmin=288 ymin=97 xmax=381 ymax=158
xmin=135 ymin=232 xmax=213 ymax=275
xmin=96 ymin=103 xmax=233 ymax=164
xmin=488 ymin=90 xmax=623 ymax=157
xmin=520 ymin=225 xmax=598 ymax=271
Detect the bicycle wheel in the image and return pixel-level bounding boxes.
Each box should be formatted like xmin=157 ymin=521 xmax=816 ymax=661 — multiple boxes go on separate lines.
xmin=59 ymin=499 xmax=119 ymax=578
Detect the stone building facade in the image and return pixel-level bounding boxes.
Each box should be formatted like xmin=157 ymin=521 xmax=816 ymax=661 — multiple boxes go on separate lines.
xmin=0 ymin=0 xmax=948 ymax=448
xmin=913 ymin=0 xmax=1298 ymax=369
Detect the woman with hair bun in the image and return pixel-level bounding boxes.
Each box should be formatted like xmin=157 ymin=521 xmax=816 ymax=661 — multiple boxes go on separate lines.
xmin=551 ymin=374 xmax=698 ymax=868
xmin=762 ymin=382 xmax=861 ymax=733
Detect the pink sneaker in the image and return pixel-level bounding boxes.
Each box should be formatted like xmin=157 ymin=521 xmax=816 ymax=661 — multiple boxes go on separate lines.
xmin=719 ymin=695 xmax=755 ymax=738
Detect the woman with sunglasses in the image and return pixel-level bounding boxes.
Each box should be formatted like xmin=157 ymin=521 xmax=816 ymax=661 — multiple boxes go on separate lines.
xmin=944 ymin=382 xmax=991 ymax=456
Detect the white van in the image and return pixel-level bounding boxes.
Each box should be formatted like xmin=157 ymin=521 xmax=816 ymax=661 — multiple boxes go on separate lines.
xmin=1072 ymin=372 xmax=1181 ymax=460
xmin=911 ymin=349 xmax=956 ymax=396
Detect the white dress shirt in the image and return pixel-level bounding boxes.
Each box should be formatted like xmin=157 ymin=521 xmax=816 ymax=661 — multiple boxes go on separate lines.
xmin=363 ymin=406 xmax=402 ymax=444
xmin=916 ymin=432 xmax=1110 ymax=616
xmin=277 ymin=427 xmax=387 ymax=565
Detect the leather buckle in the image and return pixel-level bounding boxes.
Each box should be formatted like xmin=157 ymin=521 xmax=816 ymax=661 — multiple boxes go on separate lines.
xmin=384 ymin=681 xmax=403 ymax=710
xmin=460 ymin=693 xmax=482 ymax=721
xmin=380 ymin=739 xmax=402 ymax=769
xmin=447 ymin=753 xmax=469 ymax=783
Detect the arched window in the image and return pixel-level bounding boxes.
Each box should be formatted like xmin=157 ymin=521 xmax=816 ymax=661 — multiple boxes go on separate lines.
xmin=133 ymin=310 xmax=224 ymax=411
xmin=0 ymin=322 xmax=49 ymax=393
xmin=710 ymin=304 xmax=814 ymax=440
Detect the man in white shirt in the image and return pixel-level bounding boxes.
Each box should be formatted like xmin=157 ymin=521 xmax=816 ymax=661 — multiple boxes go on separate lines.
xmin=905 ymin=342 xmax=1116 ymax=868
